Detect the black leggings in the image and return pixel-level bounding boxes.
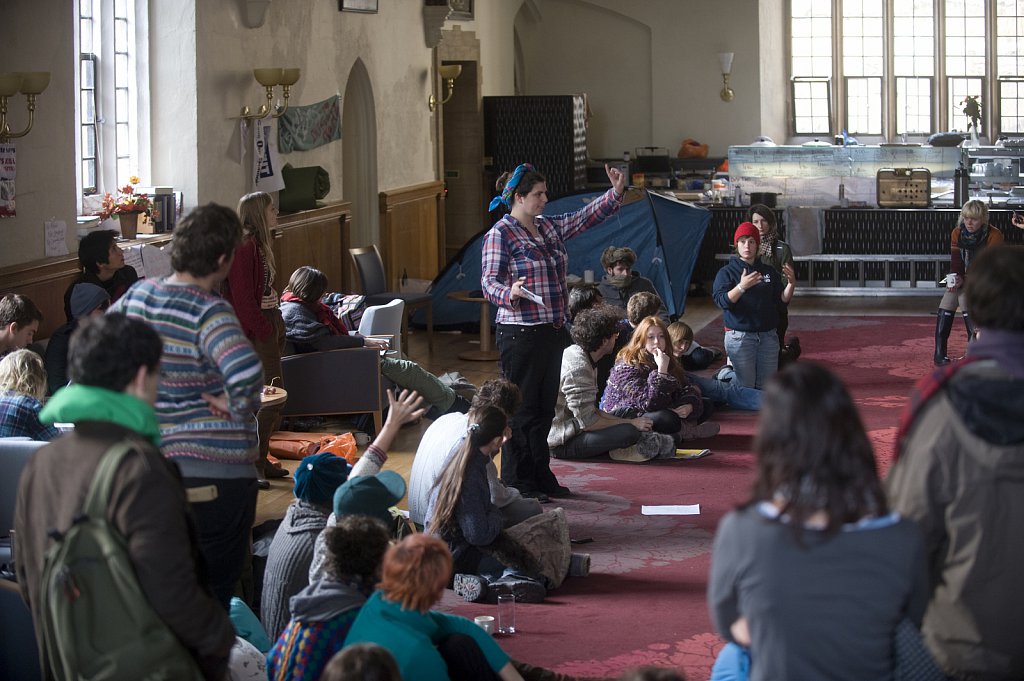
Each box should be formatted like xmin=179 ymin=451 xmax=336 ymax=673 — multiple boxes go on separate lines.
xmin=437 ymin=633 xmax=502 ymax=681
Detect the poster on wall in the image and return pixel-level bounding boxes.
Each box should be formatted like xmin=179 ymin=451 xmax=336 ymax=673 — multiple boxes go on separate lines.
xmin=0 ymin=143 xmax=16 ymax=218
xmin=252 ymin=119 xmax=285 ymax=193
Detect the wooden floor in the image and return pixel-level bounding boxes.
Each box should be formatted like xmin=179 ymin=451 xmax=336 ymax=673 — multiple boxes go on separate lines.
xmin=254 ymin=293 xmax=935 ymax=525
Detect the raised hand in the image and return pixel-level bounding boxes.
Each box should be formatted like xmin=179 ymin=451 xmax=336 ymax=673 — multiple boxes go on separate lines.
xmin=605 ymin=163 xmax=627 ymax=195
xmin=385 ymin=388 xmax=426 ymax=427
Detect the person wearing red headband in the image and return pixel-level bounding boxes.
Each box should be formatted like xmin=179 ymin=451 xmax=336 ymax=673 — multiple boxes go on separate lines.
xmin=712 ymin=222 xmax=795 ymax=389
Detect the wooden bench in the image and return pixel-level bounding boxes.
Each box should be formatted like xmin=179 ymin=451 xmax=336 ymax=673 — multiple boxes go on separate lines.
xmin=714 ymin=253 xmax=948 ymax=296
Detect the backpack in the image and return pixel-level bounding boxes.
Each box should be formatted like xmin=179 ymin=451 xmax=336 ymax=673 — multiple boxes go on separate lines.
xmin=37 ymin=440 xmax=204 ymax=681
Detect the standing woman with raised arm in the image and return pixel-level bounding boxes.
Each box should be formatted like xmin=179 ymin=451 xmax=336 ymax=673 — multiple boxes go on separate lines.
xmin=224 ymin=191 xmax=288 ymax=480
xmin=481 ymin=163 xmax=627 ymax=500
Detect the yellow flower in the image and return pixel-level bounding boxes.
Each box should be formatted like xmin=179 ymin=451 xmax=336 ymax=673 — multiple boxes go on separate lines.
xmin=128 ymin=175 xmax=141 ymax=185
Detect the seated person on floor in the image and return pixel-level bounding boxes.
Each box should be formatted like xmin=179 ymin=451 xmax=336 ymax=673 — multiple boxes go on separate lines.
xmin=549 ymin=305 xmax=675 ymax=463
xmin=267 ymin=515 xmax=393 ymax=681
xmin=261 ymin=451 xmax=353 ymax=642
xmin=638 ymin=290 xmax=762 ymax=412
xmin=667 ymin=321 xmax=723 ymax=371
xmin=321 ymin=643 xmax=401 ymax=681
xmin=344 ymin=533 xmax=525 ymax=681
xmin=306 ymin=388 xmax=425 ymax=583
xmin=279 ymin=265 xmax=468 ymax=419
xmin=601 ymin=316 xmax=720 ymax=443
xmin=62 ymin=229 xmax=138 ymax=322
xmin=44 ymin=282 xmax=110 ymax=394
xmin=0 ymin=349 xmax=60 ymax=440
xmin=570 ymin=284 xmax=621 ymax=399
xmin=426 ymin=405 xmax=590 ymax=604
xmin=597 ymin=246 xmax=667 ymax=319
xmin=15 ymin=313 xmax=235 ymax=680
xmin=0 ymin=292 xmax=43 ymax=358
xmin=409 ymin=378 xmax=543 ymax=528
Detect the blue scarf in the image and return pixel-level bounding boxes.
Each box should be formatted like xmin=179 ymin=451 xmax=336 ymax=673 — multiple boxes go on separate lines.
xmin=488 ymin=163 xmax=535 ymax=212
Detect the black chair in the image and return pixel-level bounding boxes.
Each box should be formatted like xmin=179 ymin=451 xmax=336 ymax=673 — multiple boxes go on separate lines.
xmin=280 ymin=347 xmax=386 ymax=434
xmin=0 ymin=579 xmax=42 ymax=680
xmin=1 ymin=438 xmax=47 ymax=581
xmin=350 ymin=245 xmax=433 ymax=354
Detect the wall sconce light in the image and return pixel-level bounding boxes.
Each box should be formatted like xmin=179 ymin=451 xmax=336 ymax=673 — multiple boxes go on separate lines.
xmin=240 ymin=67 xmax=301 ymax=121
xmin=0 ymin=72 xmax=50 ymax=141
xmin=718 ymin=52 xmax=735 ymax=102
xmin=428 ymin=64 xmax=462 ymax=112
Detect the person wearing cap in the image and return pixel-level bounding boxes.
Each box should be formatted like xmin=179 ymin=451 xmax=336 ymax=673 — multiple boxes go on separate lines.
xmin=597 ymin=245 xmax=668 ymax=319
xmin=44 ymin=282 xmax=111 ymax=394
xmin=261 ymin=451 xmax=353 ymax=641
xmin=712 ymin=222 xmax=795 ymax=389
xmin=307 ymin=388 xmax=425 ymax=582
xmin=481 ymin=162 xmax=627 ymax=501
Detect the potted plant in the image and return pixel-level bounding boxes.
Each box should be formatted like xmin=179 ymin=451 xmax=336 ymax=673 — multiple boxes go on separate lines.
xmin=961 ymin=95 xmax=982 ymax=146
xmin=97 ymin=176 xmax=152 ymax=239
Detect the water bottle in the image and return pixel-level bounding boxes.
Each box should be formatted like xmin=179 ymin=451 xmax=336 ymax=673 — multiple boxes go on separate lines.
xmin=953 ymin=162 xmax=969 ymax=208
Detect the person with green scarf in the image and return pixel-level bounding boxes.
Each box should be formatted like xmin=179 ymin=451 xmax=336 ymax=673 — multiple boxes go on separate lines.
xmin=14 ymin=313 xmax=235 ymax=681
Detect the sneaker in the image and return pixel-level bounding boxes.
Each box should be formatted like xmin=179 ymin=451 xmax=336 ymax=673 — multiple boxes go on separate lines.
xmin=490 ymin=576 xmax=546 ymax=604
xmin=714 ymin=365 xmax=735 ymax=383
xmin=569 ymin=552 xmax=591 ymax=577
xmin=680 ymin=421 xmax=721 ymax=441
xmin=786 ymin=336 xmax=802 ymax=361
xmin=609 ymin=445 xmax=647 ymax=462
xmin=541 ymin=483 xmax=573 ymax=498
xmin=453 ymin=573 xmax=488 ymax=602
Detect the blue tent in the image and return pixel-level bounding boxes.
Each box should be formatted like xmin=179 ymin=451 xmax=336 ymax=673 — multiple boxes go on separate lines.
xmin=415 ymin=190 xmax=711 ymax=327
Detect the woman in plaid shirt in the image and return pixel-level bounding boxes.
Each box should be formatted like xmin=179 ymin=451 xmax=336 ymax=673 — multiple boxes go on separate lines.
xmin=481 ymin=163 xmax=626 ymax=499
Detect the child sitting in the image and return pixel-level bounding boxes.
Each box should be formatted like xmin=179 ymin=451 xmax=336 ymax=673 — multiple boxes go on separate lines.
xmin=667 ymin=321 xmax=724 ymax=371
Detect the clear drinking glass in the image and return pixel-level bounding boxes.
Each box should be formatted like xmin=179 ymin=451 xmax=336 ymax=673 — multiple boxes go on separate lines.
xmin=496 ymin=593 xmax=515 ymax=634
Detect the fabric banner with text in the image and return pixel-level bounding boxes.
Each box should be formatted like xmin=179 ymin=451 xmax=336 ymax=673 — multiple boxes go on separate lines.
xmin=253 ymin=119 xmax=286 ymax=193
xmin=0 ymin=143 xmax=16 ymax=218
xmin=278 ymin=95 xmax=342 ymax=153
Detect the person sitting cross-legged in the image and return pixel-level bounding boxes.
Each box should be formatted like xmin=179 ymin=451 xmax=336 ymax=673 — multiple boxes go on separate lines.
xmin=549 ymin=305 xmax=675 ymax=463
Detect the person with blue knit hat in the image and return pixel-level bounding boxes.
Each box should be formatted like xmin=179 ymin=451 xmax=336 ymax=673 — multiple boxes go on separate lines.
xmin=44 ymin=282 xmax=111 ymax=394
xmin=261 ymin=451 xmax=352 ymax=640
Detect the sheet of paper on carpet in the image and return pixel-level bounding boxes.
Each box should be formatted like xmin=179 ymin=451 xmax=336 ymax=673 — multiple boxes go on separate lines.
xmin=641 ymin=504 xmax=700 ymax=515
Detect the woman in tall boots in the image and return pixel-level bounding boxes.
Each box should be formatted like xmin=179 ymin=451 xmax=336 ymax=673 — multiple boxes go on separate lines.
xmin=934 ymin=200 xmax=1003 ymax=365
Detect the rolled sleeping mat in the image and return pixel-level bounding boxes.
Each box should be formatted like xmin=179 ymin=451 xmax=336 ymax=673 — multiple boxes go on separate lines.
xmin=279 ymin=163 xmax=331 ymax=212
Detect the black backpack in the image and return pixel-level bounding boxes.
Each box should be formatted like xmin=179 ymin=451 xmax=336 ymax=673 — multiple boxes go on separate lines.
xmin=38 ymin=440 xmax=204 ymax=680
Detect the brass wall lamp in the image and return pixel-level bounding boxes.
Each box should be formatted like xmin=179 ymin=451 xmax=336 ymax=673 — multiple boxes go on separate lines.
xmin=0 ymin=72 xmax=50 ymax=141
xmin=240 ymin=67 xmax=301 ymax=120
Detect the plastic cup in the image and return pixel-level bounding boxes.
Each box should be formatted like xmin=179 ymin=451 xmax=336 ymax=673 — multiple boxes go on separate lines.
xmin=474 ymin=615 xmax=495 ymax=635
xmin=497 ymin=593 xmax=516 ymax=634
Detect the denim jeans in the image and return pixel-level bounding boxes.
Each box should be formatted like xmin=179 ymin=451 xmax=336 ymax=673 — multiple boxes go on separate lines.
xmin=689 ymin=373 xmax=762 ymax=411
xmin=496 ymin=323 xmax=570 ymax=493
xmin=724 ymin=329 xmax=779 ymax=389
xmin=709 ymin=642 xmax=752 ymax=681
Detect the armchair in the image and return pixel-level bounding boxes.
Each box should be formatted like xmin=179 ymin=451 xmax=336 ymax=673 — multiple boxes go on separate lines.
xmin=279 ymin=347 xmax=386 ymax=434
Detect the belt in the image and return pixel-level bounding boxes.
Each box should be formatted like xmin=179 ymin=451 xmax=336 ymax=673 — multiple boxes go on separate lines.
xmin=499 ymin=320 xmax=565 ymax=331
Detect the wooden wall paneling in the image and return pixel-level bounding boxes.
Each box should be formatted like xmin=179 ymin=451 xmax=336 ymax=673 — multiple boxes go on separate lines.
xmin=274 ymin=202 xmax=353 ymax=293
xmin=0 ymin=234 xmax=172 ymax=339
xmin=377 ymin=181 xmax=444 ymax=288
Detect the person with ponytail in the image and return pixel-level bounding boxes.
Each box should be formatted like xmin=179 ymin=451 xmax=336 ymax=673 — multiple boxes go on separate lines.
xmin=481 ymin=162 xmax=627 ymax=501
xmin=224 ymin=191 xmax=288 ymax=480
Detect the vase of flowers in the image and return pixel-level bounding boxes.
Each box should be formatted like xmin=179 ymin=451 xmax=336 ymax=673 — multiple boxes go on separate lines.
xmin=97 ymin=176 xmax=152 ymax=240
xmin=961 ymin=95 xmax=982 ymax=146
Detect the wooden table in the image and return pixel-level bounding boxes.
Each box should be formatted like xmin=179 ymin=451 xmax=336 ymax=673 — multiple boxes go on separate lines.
xmin=260 ymin=385 xmax=289 ymax=409
xmin=446 ymin=291 xmax=501 ymax=361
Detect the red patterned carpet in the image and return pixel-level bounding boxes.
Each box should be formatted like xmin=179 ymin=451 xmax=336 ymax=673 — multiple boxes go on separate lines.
xmin=437 ymin=314 xmax=943 ymax=680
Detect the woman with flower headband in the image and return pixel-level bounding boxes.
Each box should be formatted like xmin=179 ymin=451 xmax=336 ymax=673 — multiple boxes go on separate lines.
xmin=224 ymin=191 xmax=288 ymax=481
xmin=481 ymin=163 xmax=626 ymax=500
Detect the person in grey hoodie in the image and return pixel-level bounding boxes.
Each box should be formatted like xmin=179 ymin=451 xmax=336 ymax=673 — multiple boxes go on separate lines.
xmin=260 ymin=451 xmax=352 ymax=641
xmin=596 ymin=246 xmax=668 ymax=320
xmin=266 ymin=515 xmax=391 ymax=681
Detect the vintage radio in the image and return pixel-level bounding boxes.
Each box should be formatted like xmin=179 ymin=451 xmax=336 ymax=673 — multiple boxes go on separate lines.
xmin=876 ymin=167 xmax=931 ymax=208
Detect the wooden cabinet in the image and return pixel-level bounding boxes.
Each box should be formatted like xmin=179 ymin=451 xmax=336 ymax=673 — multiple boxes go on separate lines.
xmin=273 ymin=202 xmax=353 ymax=293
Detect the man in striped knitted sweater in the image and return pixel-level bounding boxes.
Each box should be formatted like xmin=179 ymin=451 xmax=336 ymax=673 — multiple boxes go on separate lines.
xmin=111 ymin=203 xmax=264 ymax=608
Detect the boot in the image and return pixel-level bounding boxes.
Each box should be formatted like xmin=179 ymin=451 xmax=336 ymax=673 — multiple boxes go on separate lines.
xmin=934 ymin=310 xmax=955 ymax=365
xmin=963 ymin=312 xmax=977 ymax=344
